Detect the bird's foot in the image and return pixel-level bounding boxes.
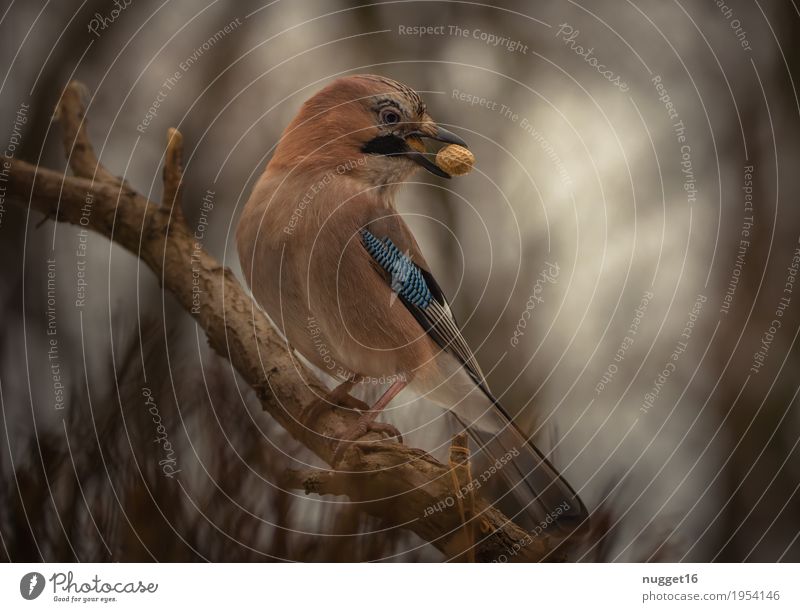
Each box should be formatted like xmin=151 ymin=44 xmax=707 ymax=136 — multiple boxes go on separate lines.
xmin=331 ymin=380 xmax=408 ymax=466
xmin=365 ymin=421 xmax=403 ymax=444
xmin=302 ymin=379 xmax=406 ymax=468
xmin=332 ymin=414 xmax=404 ymax=467
xmin=298 ymin=380 xmax=361 ymax=430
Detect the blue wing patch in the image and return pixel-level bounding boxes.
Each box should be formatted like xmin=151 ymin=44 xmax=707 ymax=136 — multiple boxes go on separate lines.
xmin=361 ymin=227 xmax=488 ymax=391
xmin=361 ymin=229 xmax=432 ymax=309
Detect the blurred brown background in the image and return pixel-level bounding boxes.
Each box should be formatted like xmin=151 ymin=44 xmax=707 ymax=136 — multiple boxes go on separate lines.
xmin=1 ymin=0 xmax=799 ymax=561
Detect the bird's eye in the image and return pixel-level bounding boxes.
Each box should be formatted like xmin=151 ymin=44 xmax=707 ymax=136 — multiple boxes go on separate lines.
xmin=380 ymin=109 xmax=401 ymax=125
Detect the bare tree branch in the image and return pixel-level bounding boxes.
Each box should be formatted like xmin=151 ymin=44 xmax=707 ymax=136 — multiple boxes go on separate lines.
xmin=55 ymin=81 xmax=121 ymax=185
xmin=6 ymin=80 xmax=570 ymax=562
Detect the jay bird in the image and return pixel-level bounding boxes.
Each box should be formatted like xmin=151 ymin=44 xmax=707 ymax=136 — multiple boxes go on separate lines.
xmin=237 ymin=74 xmax=587 ymax=534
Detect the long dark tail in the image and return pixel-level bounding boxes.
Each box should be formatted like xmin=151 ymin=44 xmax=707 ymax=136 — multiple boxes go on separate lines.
xmin=449 ymin=391 xmax=588 ymax=535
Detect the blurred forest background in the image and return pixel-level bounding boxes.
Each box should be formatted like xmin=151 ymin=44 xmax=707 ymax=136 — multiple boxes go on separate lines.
xmin=1 ymin=0 xmax=799 ymax=562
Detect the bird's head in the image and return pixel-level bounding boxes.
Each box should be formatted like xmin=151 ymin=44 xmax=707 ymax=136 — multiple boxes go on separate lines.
xmin=270 ymin=74 xmax=468 ymax=186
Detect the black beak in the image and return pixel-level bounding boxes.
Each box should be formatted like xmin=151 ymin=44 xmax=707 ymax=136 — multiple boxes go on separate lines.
xmin=402 ymin=150 xmax=451 ymax=178
xmin=426 ymin=125 xmax=468 ymax=148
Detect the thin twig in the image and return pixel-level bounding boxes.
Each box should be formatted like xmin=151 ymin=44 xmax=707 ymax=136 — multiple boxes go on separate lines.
xmin=449 ymin=433 xmax=475 ymax=562
xmin=162 ymin=127 xmax=184 ymax=222
xmin=55 ymin=81 xmax=120 ymax=185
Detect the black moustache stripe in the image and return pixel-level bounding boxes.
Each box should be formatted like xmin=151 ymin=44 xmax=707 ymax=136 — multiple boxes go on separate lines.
xmin=361 ymin=134 xmax=407 ymax=156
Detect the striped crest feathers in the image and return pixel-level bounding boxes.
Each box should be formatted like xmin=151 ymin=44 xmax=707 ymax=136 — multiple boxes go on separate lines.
xmin=355 ymin=75 xmax=427 ymax=116
xmin=270 ymin=74 xmax=426 ymax=170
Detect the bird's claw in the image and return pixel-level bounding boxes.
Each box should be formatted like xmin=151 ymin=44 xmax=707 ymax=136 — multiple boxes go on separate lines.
xmin=305 ymin=380 xmax=405 ymax=467
xmin=298 ymin=381 xmax=366 ymax=430
xmin=365 ymin=421 xmax=403 ymax=444
xmin=331 ymin=419 xmax=404 ymax=467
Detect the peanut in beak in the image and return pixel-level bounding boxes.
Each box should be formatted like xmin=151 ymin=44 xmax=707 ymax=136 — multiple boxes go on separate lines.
xmin=435 ymin=144 xmax=475 ymax=176
xmin=405 ymin=136 xmax=475 ymax=176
